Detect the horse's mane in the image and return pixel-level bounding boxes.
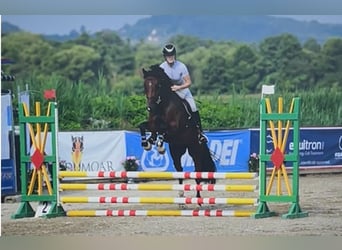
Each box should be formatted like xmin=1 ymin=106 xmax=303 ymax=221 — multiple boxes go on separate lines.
xmin=143 ymin=64 xmax=173 ymax=90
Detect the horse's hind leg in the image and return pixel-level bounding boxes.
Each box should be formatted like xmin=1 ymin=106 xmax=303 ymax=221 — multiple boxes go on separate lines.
xmin=195 ymin=178 xmax=201 ymax=198
xmin=169 ymin=144 xmax=187 ymax=209
xmin=178 ymin=178 xmax=187 ymax=209
xmin=138 ymin=122 xmax=148 ymax=146
xmin=178 ymin=178 xmax=184 ymax=197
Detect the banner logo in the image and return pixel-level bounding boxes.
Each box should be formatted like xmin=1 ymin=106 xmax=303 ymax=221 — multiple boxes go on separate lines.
xmin=335 ymin=135 xmax=342 ymax=159
xmin=266 ymin=135 xmax=274 ymax=153
xmin=141 ymin=146 xmax=170 ymax=171
xmin=209 ymin=139 xmax=241 ymax=166
xmin=71 ymin=136 xmax=84 ymax=171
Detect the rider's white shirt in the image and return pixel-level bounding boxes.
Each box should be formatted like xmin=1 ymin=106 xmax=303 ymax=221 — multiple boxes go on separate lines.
xmin=160 ymin=60 xmax=193 ymax=100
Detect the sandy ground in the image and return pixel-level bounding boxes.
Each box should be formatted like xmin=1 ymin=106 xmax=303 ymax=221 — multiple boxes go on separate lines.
xmin=1 ymin=173 xmax=342 ymax=236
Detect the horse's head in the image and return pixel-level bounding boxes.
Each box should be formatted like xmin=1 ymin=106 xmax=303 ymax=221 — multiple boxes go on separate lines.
xmin=71 ymin=136 xmax=84 ymax=152
xmin=143 ymin=74 xmax=161 ymax=112
xmin=142 ymin=65 xmax=172 ymax=112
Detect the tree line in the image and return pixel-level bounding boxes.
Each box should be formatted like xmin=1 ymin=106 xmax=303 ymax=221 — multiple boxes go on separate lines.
xmin=1 ymin=30 xmax=341 ymax=129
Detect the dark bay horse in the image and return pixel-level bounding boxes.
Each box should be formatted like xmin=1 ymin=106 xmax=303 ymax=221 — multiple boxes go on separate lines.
xmin=139 ymin=64 xmax=216 ymax=199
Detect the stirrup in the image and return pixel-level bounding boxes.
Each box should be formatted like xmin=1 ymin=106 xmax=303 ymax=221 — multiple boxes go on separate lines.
xmin=198 ymin=133 xmax=208 ymax=144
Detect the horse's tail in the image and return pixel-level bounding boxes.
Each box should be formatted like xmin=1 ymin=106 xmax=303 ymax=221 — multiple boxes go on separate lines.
xmin=208 ymin=148 xmax=220 ymax=162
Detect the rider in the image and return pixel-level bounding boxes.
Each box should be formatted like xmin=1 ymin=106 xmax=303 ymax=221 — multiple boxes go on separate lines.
xmin=159 ymin=43 xmax=208 ymax=144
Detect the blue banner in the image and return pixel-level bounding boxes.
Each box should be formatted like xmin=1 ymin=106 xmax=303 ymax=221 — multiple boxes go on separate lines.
xmin=250 ymin=128 xmax=342 ymax=168
xmin=125 ymin=130 xmax=250 ymax=172
xmin=1 ymin=159 xmax=17 ymax=196
xmin=206 ymin=130 xmax=250 ymax=172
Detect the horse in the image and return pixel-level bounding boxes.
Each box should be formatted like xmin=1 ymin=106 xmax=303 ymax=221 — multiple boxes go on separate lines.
xmin=139 ymin=64 xmax=216 ymax=200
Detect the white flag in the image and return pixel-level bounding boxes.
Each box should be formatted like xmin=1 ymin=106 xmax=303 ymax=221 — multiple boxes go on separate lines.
xmin=261 ymin=84 xmax=275 ymax=96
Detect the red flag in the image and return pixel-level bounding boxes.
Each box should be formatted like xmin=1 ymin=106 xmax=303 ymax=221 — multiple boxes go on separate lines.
xmin=44 ymin=89 xmax=56 ymax=100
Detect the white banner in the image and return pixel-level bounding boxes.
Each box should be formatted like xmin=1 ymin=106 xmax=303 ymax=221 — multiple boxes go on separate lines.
xmin=33 ymin=131 xmax=126 ymax=172
xmin=58 ymin=131 xmax=126 ymax=172
xmin=19 ymin=92 xmax=30 ymax=154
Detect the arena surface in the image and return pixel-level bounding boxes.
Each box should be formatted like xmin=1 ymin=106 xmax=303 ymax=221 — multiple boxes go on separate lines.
xmin=1 ymin=174 xmax=342 ymax=236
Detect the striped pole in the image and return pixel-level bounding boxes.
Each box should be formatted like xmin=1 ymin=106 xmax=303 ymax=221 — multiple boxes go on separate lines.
xmin=59 ymin=171 xmax=258 ymax=180
xmin=61 ymin=196 xmax=258 ymax=205
xmin=60 ymin=183 xmax=258 ymax=192
xmin=67 ymin=209 xmax=255 ymax=217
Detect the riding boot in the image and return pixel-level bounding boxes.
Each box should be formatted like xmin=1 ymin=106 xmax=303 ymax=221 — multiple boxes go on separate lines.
xmin=192 ymin=111 xmax=208 ymax=144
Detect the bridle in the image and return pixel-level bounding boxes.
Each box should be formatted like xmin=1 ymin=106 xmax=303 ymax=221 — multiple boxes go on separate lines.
xmin=144 ymin=76 xmax=162 ymax=113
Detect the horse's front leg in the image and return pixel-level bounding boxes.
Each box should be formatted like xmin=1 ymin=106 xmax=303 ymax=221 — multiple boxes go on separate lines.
xmin=195 ymin=178 xmax=201 ymax=199
xmin=147 ymin=132 xmax=157 ymax=145
xmin=138 ymin=122 xmax=153 ymax=151
xmin=156 ymin=134 xmax=166 ymax=154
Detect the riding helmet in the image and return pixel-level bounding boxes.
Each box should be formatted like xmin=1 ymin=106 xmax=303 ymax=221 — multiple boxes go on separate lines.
xmin=162 ymin=43 xmax=176 ymax=57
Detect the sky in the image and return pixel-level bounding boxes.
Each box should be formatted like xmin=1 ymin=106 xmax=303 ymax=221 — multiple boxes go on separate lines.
xmin=1 ymin=0 xmax=342 ymax=14
xmin=1 ymin=15 xmax=342 ymax=35
xmin=1 ymin=15 xmax=149 ymax=35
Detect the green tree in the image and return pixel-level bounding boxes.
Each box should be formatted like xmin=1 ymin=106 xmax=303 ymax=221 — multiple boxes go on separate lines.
xmin=84 ymin=31 xmax=135 ymax=86
xmin=199 ymin=42 xmax=236 ymax=94
xmin=47 ymin=45 xmax=101 ymax=83
xmin=320 ymin=37 xmax=342 ymax=88
xmin=229 ymin=44 xmax=260 ymax=93
xmin=134 ymin=42 xmax=160 ymax=70
xmin=202 ymin=52 xmax=230 ymax=93
xmin=1 ymin=32 xmax=55 ymax=79
xmin=303 ymin=38 xmax=321 ymax=53
xmin=259 ymin=33 xmax=304 ymax=92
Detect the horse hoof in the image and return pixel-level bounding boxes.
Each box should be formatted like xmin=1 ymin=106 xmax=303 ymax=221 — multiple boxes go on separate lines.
xmin=179 ymin=204 xmax=187 ymax=209
xmin=157 ymin=147 xmax=166 ymax=154
xmin=143 ymin=143 xmax=152 ymax=151
xmin=156 ymin=141 xmax=163 ymax=147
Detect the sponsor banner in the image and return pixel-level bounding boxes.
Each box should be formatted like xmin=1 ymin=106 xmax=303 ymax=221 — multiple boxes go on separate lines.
xmin=1 ymin=93 xmax=12 ymax=159
xmin=41 ymin=131 xmax=126 ymax=172
xmin=24 ymin=127 xmax=341 ymax=174
xmin=250 ymin=127 xmax=342 ymax=167
xmin=207 ymin=130 xmax=250 ymax=172
xmin=125 ymin=130 xmax=250 ymax=172
xmin=1 ymin=159 xmax=17 ymax=196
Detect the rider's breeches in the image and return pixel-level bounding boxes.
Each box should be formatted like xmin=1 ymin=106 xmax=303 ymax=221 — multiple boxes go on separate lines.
xmin=175 ymin=90 xmax=197 ymax=112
